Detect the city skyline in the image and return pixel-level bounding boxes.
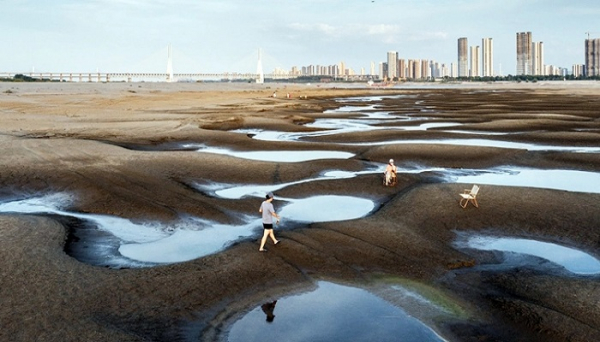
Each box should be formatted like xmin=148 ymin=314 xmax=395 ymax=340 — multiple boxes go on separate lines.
xmin=1 ymin=0 xmax=599 ymax=75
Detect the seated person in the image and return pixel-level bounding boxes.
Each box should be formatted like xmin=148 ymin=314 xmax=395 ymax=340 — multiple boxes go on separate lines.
xmin=384 ymin=159 xmax=397 ymax=185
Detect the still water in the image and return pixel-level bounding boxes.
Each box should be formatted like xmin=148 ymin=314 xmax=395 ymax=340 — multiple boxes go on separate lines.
xmin=0 ymin=193 xmax=375 ymax=266
xmin=226 ymin=281 xmax=446 ymax=342
xmin=463 ymin=235 xmax=600 ymax=275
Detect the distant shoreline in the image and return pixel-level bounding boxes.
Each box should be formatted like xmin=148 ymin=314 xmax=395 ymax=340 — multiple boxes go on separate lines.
xmin=1 ymin=79 xmax=599 ymax=96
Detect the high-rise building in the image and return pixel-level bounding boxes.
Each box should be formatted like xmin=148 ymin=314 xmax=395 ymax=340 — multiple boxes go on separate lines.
xmin=482 ymin=38 xmax=494 ymax=77
xmin=532 ymin=42 xmax=544 ymax=75
xmin=414 ymin=59 xmax=422 ymax=79
xmin=573 ymin=64 xmax=585 ymax=77
xmin=458 ymin=37 xmax=468 ymax=77
xmin=516 ymin=32 xmax=532 ymax=75
xmin=338 ymin=61 xmax=346 ymax=76
xmin=585 ymin=39 xmax=600 ymax=77
xmin=387 ymin=51 xmax=398 ymax=79
xmin=398 ymin=59 xmax=406 ymax=79
xmin=407 ymin=59 xmax=422 ymax=79
xmin=370 ymin=61 xmax=376 ymax=76
xmin=380 ymin=62 xmax=387 ymax=80
xmin=470 ymin=46 xmax=480 ymax=77
xmin=421 ymin=60 xmax=430 ymax=79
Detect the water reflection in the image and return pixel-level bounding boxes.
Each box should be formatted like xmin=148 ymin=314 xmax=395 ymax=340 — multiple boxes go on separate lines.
xmin=226 ymin=281 xmax=445 ymax=342
xmin=197 ymin=168 xmax=380 ymax=200
xmin=279 ymin=195 xmax=375 ymax=223
xmin=261 ymin=300 xmax=277 ymax=323
xmin=0 ymin=193 xmax=375 ymax=266
xmin=448 ymin=167 xmax=600 ymax=194
xmin=348 ymin=138 xmax=600 ymax=153
xmin=198 ymin=146 xmax=354 ymax=162
xmin=459 ymin=235 xmax=600 ymax=275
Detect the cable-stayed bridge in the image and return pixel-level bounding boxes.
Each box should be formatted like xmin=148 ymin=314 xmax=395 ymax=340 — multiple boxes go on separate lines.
xmin=0 ymin=46 xmax=297 ymax=83
xmin=0 ymin=71 xmax=292 ymax=83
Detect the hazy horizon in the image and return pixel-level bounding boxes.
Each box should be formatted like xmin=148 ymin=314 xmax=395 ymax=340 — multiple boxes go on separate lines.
xmin=2 ymin=0 xmax=598 ymax=75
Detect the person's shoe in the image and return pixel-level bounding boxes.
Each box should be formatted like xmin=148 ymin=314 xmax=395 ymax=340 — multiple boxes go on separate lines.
xmin=274 ymin=240 xmax=280 ymax=245
xmin=259 ymin=248 xmax=267 ymax=252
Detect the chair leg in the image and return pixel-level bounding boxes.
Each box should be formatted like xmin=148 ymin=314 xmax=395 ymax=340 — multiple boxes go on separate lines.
xmin=460 ymin=198 xmax=467 ymax=208
xmin=472 ymin=198 xmax=478 ymax=208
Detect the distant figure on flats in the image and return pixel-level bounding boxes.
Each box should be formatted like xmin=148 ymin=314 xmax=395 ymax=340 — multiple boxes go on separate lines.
xmin=384 ymin=159 xmax=397 ymax=186
xmin=259 ymin=192 xmax=280 ymax=252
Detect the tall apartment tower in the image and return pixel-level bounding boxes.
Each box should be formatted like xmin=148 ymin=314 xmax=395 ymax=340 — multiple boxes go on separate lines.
xmin=516 ymin=32 xmax=532 ymax=75
xmin=413 ymin=59 xmax=422 ymax=79
xmin=532 ymin=42 xmax=544 ymax=75
xmin=387 ymin=51 xmax=398 ymax=80
xmin=398 ymin=59 xmax=407 ymax=79
xmin=421 ymin=60 xmax=430 ymax=79
xmin=470 ymin=46 xmax=480 ymax=77
xmin=585 ymin=39 xmax=600 ymax=77
xmin=482 ymin=38 xmax=494 ymax=77
xmin=458 ymin=37 xmax=468 ymax=77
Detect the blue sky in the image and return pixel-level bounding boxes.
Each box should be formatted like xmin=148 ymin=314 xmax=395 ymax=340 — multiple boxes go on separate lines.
xmin=1 ymin=0 xmax=598 ymax=75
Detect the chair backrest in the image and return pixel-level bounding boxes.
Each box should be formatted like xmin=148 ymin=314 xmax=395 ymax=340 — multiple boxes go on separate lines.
xmin=471 ymin=185 xmax=480 ymax=196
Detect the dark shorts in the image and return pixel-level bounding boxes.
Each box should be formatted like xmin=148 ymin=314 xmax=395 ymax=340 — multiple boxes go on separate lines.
xmin=263 ymin=223 xmax=273 ymax=230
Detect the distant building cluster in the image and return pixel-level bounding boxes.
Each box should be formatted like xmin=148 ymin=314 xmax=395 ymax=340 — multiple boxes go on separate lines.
xmin=275 ymin=31 xmax=597 ymax=80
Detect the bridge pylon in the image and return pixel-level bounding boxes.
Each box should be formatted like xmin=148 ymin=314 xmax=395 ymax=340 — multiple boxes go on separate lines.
xmin=256 ymin=48 xmax=264 ymax=84
xmin=166 ymin=44 xmax=174 ymax=82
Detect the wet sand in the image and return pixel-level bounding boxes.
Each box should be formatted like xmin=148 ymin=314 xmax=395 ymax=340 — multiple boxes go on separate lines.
xmin=1 ymin=81 xmax=600 ymax=341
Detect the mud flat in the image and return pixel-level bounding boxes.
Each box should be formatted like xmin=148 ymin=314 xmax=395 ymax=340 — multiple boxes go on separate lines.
xmin=0 ymin=81 xmax=599 ymax=341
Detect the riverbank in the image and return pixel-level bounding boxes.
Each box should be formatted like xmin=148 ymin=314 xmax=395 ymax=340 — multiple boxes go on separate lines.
xmin=1 ymin=81 xmax=599 ymax=341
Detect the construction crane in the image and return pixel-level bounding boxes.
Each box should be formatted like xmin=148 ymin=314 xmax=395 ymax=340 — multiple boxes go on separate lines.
xmin=586 ymin=32 xmax=600 ymax=40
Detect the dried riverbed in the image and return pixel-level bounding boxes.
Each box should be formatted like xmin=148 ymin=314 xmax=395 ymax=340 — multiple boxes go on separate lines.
xmin=0 ymin=82 xmax=599 ymax=341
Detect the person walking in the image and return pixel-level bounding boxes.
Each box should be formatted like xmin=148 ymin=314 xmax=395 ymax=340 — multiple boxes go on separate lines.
xmin=259 ymin=192 xmax=280 ymax=252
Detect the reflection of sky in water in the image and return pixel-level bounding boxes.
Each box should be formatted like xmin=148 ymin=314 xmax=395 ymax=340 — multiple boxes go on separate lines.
xmin=234 ymin=122 xmax=467 ymax=142
xmin=198 ymin=147 xmax=354 ymax=162
xmin=334 ymin=94 xmax=415 ymax=102
xmin=0 ymin=193 xmax=167 ymax=243
xmin=0 ymin=193 xmax=375 ymax=265
xmin=197 ymin=166 xmax=600 ymax=202
xmin=347 ymin=138 xmax=600 ymax=153
xmin=323 ymin=104 xmax=378 ymax=112
xmin=464 ymin=235 xmax=600 ymax=275
xmin=226 ymin=281 xmax=445 ymax=342
xmin=123 ymin=195 xmax=374 ymax=262
xmin=199 ymin=169 xmax=379 ymax=200
xmin=448 ymin=168 xmax=600 ymax=194
xmin=279 ymin=195 xmax=374 ymax=223
xmin=229 ymin=94 xmax=599 ymax=152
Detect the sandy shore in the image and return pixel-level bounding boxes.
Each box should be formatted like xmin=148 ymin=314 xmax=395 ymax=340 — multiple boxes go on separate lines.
xmin=1 ymin=81 xmax=599 ymax=341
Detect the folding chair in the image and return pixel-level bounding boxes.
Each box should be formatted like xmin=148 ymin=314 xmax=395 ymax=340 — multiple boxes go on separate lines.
xmin=459 ymin=185 xmax=480 ymax=208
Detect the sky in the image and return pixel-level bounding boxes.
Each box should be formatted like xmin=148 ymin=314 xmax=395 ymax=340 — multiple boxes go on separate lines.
xmin=1 ymin=0 xmax=599 ymax=76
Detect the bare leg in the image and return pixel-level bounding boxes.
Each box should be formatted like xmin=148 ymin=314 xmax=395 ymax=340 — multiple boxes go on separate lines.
xmin=259 ymin=230 xmax=269 ymax=251
xmin=269 ymin=229 xmax=279 ymax=244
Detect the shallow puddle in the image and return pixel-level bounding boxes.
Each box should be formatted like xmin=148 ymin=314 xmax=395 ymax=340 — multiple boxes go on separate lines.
xmin=122 ymin=195 xmax=374 ymax=263
xmin=461 ymin=235 xmax=600 ymax=275
xmin=198 ymin=146 xmax=354 ymax=162
xmin=226 ymin=281 xmax=446 ymax=342
xmin=449 ymin=168 xmax=600 ymax=194
xmin=0 ymin=193 xmax=375 ymax=266
xmin=348 ymin=138 xmax=600 ymax=153
xmin=198 ymin=168 xmax=379 ymax=200
xmin=278 ymin=195 xmax=375 ymax=223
